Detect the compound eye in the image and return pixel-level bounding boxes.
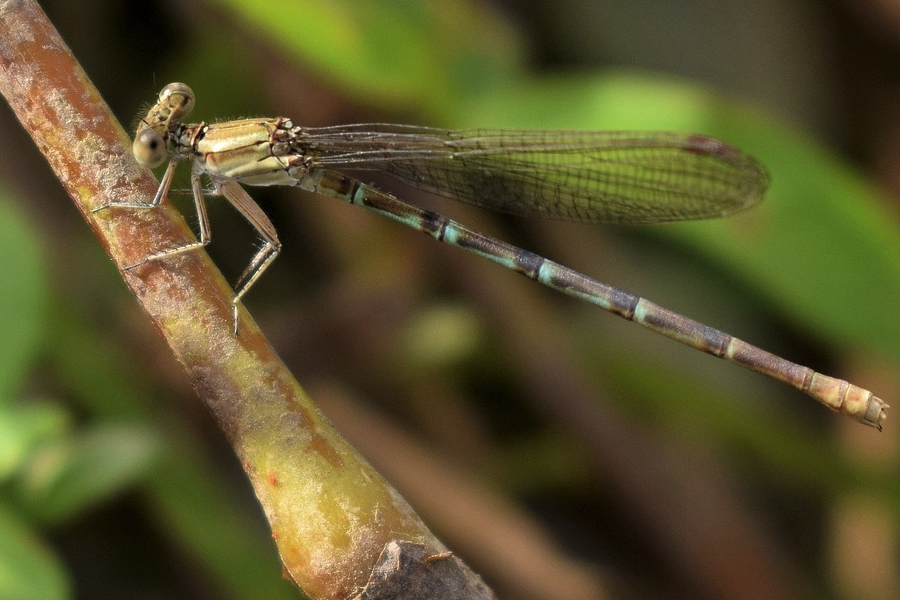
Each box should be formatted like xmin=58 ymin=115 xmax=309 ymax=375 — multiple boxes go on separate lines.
xmin=133 ymin=128 xmax=167 ymax=168
xmin=159 ymin=82 xmax=195 ymax=116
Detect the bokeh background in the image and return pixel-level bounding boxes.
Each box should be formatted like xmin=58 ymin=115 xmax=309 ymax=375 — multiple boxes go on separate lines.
xmin=1 ymin=1 xmax=899 ymax=599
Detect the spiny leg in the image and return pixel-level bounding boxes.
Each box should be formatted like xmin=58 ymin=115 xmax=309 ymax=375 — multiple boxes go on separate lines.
xmin=92 ymin=156 xmax=181 ymax=215
xmin=123 ymin=168 xmax=212 ymax=270
xmin=218 ymin=181 xmax=282 ymax=333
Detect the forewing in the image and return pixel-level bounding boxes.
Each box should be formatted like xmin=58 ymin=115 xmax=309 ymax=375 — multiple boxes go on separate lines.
xmin=295 ymin=125 xmax=770 ymax=224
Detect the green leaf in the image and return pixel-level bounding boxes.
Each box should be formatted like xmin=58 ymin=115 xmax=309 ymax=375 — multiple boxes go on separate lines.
xmin=15 ymin=424 xmax=162 ymax=524
xmin=0 ymin=502 xmax=69 ymax=600
xmin=0 ymin=188 xmax=49 ymax=401
xmin=0 ymin=402 xmax=69 ymax=482
xmin=206 ymin=0 xmax=524 ymax=115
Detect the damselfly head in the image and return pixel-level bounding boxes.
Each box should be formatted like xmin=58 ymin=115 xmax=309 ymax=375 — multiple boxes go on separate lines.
xmin=132 ymin=83 xmax=195 ymax=168
xmin=132 ymin=127 xmax=167 ymax=168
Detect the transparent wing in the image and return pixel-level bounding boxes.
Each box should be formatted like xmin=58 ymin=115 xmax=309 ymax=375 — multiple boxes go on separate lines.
xmin=292 ymin=125 xmax=770 ymax=224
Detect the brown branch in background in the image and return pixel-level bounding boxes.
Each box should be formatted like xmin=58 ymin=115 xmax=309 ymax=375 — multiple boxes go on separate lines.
xmin=0 ymin=1 xmax=494 ymax=598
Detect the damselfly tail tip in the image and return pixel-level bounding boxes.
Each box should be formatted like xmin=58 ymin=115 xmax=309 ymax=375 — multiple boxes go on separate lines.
xmin=815 ymin=376 xmax=888 ymax=430
xmin=862 ymin=394 xmax=888 ymax=431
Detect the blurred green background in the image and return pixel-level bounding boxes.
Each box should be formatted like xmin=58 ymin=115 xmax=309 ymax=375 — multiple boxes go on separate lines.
xmin=1 ymin=1 xmax=899 ymax=599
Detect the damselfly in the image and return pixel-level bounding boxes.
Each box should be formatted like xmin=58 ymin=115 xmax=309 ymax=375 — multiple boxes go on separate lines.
xmin=104 ymin=82 xmax=887 ymax=429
